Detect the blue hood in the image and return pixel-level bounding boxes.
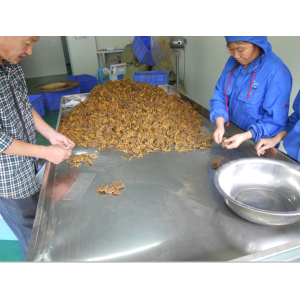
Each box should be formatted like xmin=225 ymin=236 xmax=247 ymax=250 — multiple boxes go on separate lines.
xmin=225 ymin=36 xmax=272 ymax=55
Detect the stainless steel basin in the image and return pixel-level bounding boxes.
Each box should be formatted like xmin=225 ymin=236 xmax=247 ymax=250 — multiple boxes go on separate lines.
xmin=214 ymin=158 xmax=300 ymax=226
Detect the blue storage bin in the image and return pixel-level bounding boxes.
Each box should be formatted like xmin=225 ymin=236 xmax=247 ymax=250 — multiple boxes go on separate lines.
xmin=28 ymin=95 xmax=45 ymax=117
xmin=39 ymin=86 xmax=80 ymax=111
xmin=133 ymin=71 xmax=169 ymax=86
xmin=131 ymin=36 xmax=155 ymax=66
xmin=67 ymin=74 xmax=98 ymax=93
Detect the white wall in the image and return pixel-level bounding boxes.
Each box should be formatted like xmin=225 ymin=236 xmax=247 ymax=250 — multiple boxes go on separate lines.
xmin=20 ymin=36 xmax=67 ymax=78
xmin=66 ymin=36 xmax=98 ymax=78
xmin=20 ymin=36 xmax=134 ymax=79
xmin=95 ymin=36 xmax=134 ymax=68
xmin=180 ymin=37 xmax=226 ymax=110
xmin=95 ymin=36 xmax=134 ymax=50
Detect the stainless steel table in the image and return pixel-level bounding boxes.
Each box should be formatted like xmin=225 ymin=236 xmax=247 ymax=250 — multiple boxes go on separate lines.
xmin=27 ymin=86 xmax=300 ymax=261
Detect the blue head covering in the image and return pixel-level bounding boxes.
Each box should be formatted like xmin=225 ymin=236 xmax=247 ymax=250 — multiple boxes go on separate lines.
xmin=225 ymin=36 xmax=272 ymax=55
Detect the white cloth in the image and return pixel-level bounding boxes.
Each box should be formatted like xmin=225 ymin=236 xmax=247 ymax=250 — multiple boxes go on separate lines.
xmin=62 ymin=100 xmax=80 ymax=108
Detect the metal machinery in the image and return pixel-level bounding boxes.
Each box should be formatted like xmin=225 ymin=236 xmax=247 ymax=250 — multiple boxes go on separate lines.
xmin=27 ymin=85 xmax=300 ymax=262
xmin=98 ymin=63 xmax=126 ymax=84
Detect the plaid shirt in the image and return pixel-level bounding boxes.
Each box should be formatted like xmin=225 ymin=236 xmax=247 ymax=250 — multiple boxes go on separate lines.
xmin=0 ymin=60 xmax=40 ymax=199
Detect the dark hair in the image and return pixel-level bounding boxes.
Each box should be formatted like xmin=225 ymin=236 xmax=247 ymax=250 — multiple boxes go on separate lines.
xmin=226 ymin=41 xmax=249 ymax=47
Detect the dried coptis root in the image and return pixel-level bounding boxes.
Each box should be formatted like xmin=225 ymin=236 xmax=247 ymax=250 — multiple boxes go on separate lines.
xmin=59 ymin=78 xmax=213 ymax=159
xmin=66 ymin=153 xmax=98 ymax=168
xmin=97 ymin=181 xmax=125 ymax=197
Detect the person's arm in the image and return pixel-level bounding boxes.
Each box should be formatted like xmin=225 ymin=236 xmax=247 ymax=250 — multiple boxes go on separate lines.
xmin=223 ymin=130 xmax=253 ymax=149
xmin=285 ymin=111 xmax=299 ymax=135
xmin=255 ymin=130 xmax=287 ymax=156
xmin=254 ymin=94 xmax=300 ymax=156
xmin=209 ymin=67 xmax=230 ymax=126
xmin=32 ymin=110 xmax=75 ymax=148
xmin=248 ymin=74 xmax=292 ymax=143
xmin=212 ymin=117 xmax=225 ymax=144
xmin=2 ymin=139 xmax=72 ymax=164
xmin=209 ymin=60 xmax=234 ymax=143
xmin=0 ymin=110 xmax=74 ymax=164
xmin=285 ymin=91 xmax=300 ymax=134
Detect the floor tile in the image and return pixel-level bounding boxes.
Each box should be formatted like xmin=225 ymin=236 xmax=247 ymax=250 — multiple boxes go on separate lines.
xmin=0 ymin=240 xmax=24 ymax=262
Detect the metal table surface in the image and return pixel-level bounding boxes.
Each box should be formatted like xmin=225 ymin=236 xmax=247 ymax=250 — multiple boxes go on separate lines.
xmin=27 ymin=85 xmax=300 ymax=262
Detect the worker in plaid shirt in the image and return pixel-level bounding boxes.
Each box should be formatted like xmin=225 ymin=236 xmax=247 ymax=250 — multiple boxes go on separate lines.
xmin=0 ymin=36 xmax=75 ymax=259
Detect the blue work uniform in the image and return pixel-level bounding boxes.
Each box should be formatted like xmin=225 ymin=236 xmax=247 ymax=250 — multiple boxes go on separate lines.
xmin=209 ymin=36 xmax=292 ymax=143
xmin=283 ymin=90 xmax=300 ymax=162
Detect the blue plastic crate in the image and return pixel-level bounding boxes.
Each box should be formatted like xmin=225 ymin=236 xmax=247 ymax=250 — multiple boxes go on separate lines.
xmin=131 ymin=36 xmax=155 ymax=66
xmin=133 ymin=71 xmax=169 ymax=86
xmin=67 ymin=74 xmax=98 ymax=93
xmin=28 ymin=95 xmax=45 ymax=117
xmin=38 ymin=86 xmax=80 ymax=111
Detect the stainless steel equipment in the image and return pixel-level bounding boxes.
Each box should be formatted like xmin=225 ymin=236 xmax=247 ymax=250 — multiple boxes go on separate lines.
xmin=214 ymin=158 xmax=300 ymax=226
xmin=27 ymin=86 xmax=300 ymax=262
xmin=170 ymin=37 xmax=187 ymax=49
xmin=170 ymin=37 xmax=187 ymax=90
xmin=103 ymin=63 xmax=126 ymax=81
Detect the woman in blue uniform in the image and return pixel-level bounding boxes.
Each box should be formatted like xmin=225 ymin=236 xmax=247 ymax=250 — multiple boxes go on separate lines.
xmin=209 ymin=36 xmax=292 ymax=149
xmin=256 ymin=90 xmax=300 ymax=161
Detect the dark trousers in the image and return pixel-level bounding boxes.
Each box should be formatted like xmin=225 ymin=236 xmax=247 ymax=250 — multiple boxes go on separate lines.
xmin=0 ymin=191 xmax=40 ymax=260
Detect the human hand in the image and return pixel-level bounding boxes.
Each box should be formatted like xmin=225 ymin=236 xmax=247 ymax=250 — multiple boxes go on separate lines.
xmin=255 ymin=137 xmax=278 ymax=156
xmin=48 ymin=132 xmax=75 ymax=149
xmin=43 ymin=144 xmax=72 ymax=164
xmin=223 ymin=133 xmax=247 ymax=149
xmin=212 ymin=126 xmax=225 ymax=144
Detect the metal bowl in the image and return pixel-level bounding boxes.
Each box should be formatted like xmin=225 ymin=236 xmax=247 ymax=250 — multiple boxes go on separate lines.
xmin=214 ymin=158 xmax=300 ymax=226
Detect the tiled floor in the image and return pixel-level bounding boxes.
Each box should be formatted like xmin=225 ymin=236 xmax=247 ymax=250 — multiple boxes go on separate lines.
xmin=0 ymin=65 xmax=71 ymax=262
xmin=0 ymin=240 xmax=24 ymax=261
